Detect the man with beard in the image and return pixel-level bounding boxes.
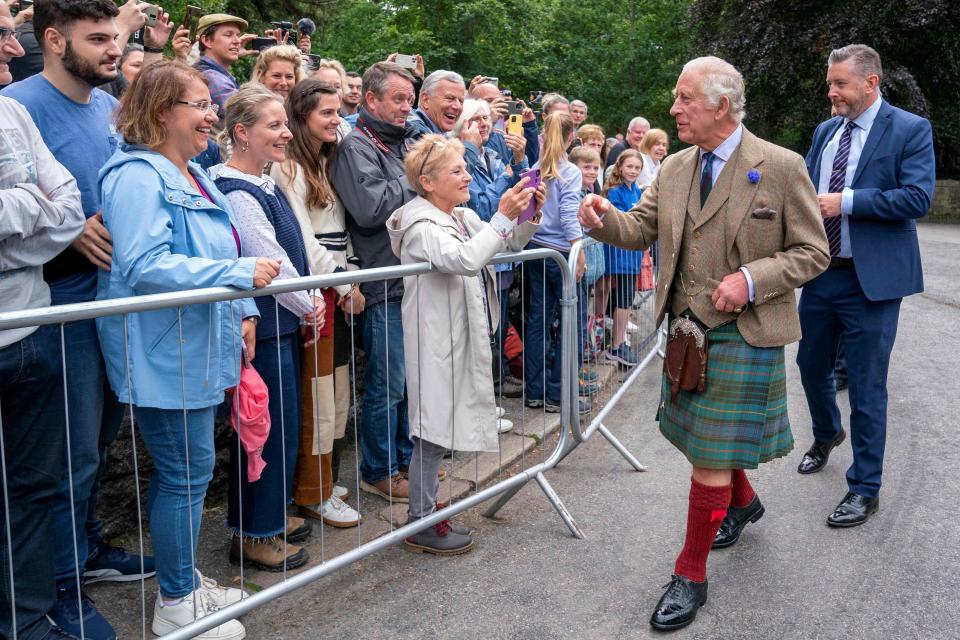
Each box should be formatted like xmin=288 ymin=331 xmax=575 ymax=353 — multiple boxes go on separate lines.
xmin=406 ymin=69 xmax=465 ymax=135
xmin=341 ymin=70 xmax=362 ymax=122
xmin=796 ymin=44 xmax=935 ymax=526
xmin=2 ymin=0 xmax=159 ymax=637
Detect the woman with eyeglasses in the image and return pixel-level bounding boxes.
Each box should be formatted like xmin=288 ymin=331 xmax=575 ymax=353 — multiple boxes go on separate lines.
xmin=97 ymin=60 xmax=280 ymax=639
xmin=386 ymin=134 xmax=543 ymax=555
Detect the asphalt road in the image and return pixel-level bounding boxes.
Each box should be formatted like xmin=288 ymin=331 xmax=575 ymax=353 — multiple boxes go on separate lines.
xmin=99 ymin=223 xmax=960 ymax=639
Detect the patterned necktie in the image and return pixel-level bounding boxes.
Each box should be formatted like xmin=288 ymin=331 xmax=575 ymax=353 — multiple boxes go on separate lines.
xmin=824 ymin=121 xmax=857 ymax=257
xmin=700 ymin=151 xmax=715 ymax=208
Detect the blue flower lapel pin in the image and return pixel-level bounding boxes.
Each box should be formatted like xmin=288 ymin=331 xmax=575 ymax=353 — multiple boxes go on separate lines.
xmin=747 ymin=169 xmax=761 ymax=184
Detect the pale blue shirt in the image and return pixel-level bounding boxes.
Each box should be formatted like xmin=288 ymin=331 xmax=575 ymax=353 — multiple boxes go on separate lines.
xmin=817 ymin=95 xmax=884 ymax=258
xmin=699 ymin=125 xmax=757 ymax=302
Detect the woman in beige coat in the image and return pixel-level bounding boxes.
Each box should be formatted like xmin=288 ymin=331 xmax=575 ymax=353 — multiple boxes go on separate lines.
xmin=387 ymin=135 xmax=544 ymax=555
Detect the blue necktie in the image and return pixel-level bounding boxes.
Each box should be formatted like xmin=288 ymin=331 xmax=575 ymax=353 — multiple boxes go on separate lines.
xmin=824 ymin=121 xmax=856 ymax=257
xmin=700 ymin=151 xmax=715 ymax=208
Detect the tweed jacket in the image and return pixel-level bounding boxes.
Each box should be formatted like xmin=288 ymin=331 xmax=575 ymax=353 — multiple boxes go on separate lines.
xmin=589 ymin=127 xmax=829 ymax=348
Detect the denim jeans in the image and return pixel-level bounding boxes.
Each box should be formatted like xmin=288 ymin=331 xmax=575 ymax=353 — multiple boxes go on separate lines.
xmin=0 ymin=325 xmax=66 ymax=640
xmin=359 ymin=300 xmax=412 ymax=483
xmin=228 ymin=333 xmax=301 ymax=537
xmin=134 ymin=405 xmax=216 ymax=598
xmin=50 ymin=318 xmax=125 ymax=583
xmin=523 ymin=251 xmax=587 ymax=403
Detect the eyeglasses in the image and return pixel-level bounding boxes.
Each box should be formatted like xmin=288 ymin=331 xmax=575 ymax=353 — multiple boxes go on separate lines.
xmin=0 ymin=28 xmax=22 ymax=44
xmin=419 ymin=139 xmax=447 ymax=176
xmin=177 ymin=100 xmax=220 ymax=115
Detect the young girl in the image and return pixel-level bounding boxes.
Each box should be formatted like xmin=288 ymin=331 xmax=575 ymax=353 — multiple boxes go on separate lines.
xmin=387 ymin=135 xmax=542 ymax=554
xmin=598 ymin=149 xmax=645 ymax=366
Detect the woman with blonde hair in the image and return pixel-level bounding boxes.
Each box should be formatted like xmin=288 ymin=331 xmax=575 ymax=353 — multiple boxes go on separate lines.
xmin=251 ymin=45 xmax=306 ymax=99
xmin=212 ymin=84 xmax=325 ymax=572
xmin=386 ymin=134 xmax=543 ymax=554
xmin=271 ymin=78 xmax=364 ymax=529
xmin=523 ymin=112 xmax=590 ymax=414
xmin=637 ymin=128 xmax=669 ymax=188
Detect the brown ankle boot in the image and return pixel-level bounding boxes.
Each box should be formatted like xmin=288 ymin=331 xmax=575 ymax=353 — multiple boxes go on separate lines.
xmin=229 ymin=535 xmax=309 ymax=572
xmin=360 ymin=474 xmax=410 ymax=503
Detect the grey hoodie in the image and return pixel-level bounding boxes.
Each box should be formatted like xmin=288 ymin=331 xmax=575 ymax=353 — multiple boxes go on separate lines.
xmin=0 ymin=97 xmax=84 ymax=347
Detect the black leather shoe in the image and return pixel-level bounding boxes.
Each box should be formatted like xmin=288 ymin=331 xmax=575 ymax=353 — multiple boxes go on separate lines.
xmin=713 ymin=496 xmax=764 ymax=549
xmin=797 ymin=429 xmax=846 ymax=474
xmin=827 ymin=492 xmax=878 ymax=528
xmin=649 ymin=575 xmax=708 ymax=632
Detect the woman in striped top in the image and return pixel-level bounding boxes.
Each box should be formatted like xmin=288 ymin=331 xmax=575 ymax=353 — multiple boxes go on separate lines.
xmin=271 ymin=79 xmax=363 ymax=529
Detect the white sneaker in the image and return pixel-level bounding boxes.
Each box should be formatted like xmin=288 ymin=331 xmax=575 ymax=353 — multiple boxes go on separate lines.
xmin=321 ymin=496 xmax=361 ymax=528
xmin=333 ymin=484 xmax=349 ymax=501
xmin=195 ymin=570 xmax=246 ymax=608
xmin=497 ymin=418 xmax=513 ymax=433
xmin=496 ymin=406 xmax=506 ymax=418
xmin=152 ymin=589 xmax=246 ymax=639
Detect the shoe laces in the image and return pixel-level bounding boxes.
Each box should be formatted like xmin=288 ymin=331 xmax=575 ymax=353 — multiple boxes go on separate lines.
xmin=434 ymin=519 xmax=452 ymax=537
xmin=326 ymin=496 xmax=351 ymax=513
xmin=391 ymin=475 xmax=405 ymax=491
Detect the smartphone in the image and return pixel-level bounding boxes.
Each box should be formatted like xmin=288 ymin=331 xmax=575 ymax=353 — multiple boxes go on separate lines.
xmin=131 ymin=26 xmax=145 ymax=45
xmin=518 ymin=168 xmax=542 ymax=224
xmin=251 ymin=37 xmax=278 ymax=52
xmin=306 ymin=53 xmax=322 ymax=70
xmin=181 ymin=5 xmax=202 ymax=40
xmin=144 ymin=5 xmax=159 ymax=28
xmin=506 ymin=100 xmax=523 ymax=116
xmin=394 ymin=53 xmax=417 ymax=69
xmin=487 ymin=76 xmax=499 ymax=86
xmin=507 ymin=113 xmax=523 ymax=137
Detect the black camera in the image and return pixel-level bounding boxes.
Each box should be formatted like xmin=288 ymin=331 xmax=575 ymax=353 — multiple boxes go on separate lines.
xmin=271 ymin=20 xmax=294 ymax=38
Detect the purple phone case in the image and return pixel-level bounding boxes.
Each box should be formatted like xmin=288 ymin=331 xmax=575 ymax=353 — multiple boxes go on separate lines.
xmin=518 ymin=169 xmax=541 ymax=224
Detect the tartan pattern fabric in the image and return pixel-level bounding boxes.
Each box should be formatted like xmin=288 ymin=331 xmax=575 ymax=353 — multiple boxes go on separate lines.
xmin=657 ymin=322 xmax=792 ymax=469
xmin=824 ymin=121 xmax=857 ymax=256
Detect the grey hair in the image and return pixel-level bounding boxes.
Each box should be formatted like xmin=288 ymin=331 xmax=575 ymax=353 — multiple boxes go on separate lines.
xmin=681 ymin=56 xmax=747 ymax=123
xmin=628 ymin=116 xmax=650 ymax=132
xmin=361 ymin=62 xmax=415 ymax=101
xmin=541 ymin=93 xmax=570 ymax=115
xmin=828 ymin=44 xmax=883 ymax=81
xmin=570 ymin=99 xmax=588 ymax=111
xmin=119 ymin=43 xmax=144 ymax=69
xmin=421 ymin=69 xmax=465 ymax=96
xmin=452 ymin=98 xmax=490 ymax=138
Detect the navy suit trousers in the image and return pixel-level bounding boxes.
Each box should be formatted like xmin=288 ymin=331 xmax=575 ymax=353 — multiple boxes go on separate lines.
xmin=796 ymin=265 xmax=901 ymax=498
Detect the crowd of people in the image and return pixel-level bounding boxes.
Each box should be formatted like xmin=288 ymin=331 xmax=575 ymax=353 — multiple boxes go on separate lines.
xmin=1 ymin=0 xmax=935 ymax=637
xmin=0 ymin=0 xmax=664 ymax=637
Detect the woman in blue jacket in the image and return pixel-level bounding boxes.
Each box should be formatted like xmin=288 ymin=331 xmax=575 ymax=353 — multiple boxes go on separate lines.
xmin=600 ymin=149 xmax=645 ymax=367
xmin=98 ymin=62 xmax=279 ymax=638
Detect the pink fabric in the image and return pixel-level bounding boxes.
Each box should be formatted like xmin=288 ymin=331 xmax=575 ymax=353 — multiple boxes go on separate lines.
xmin=230 ymin=358 xmax=271 ymax=481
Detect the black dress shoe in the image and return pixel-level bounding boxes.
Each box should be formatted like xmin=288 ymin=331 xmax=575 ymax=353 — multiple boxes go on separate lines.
xmin=797 ymin=429 xmax=846 ymax=474
xmin=649 ymin=574 xmax=708 ymax=632
xmin=713 ymin=495 xmax=764 ymax=549
xmin=827 ymin=492 xmax=878 ymax=528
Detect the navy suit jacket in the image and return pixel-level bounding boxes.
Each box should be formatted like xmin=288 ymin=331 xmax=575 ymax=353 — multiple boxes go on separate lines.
xmin=805 ymin=100 xmax=935 ymax=301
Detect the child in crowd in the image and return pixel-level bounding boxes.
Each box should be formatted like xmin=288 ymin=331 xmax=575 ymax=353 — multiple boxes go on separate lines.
xmin=598 ymin=149 xmax=645 ymax=367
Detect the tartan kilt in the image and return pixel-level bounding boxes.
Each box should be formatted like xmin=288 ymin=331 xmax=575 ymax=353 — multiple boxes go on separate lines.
xmin=657 ymin=322 xmax=792 ymax=469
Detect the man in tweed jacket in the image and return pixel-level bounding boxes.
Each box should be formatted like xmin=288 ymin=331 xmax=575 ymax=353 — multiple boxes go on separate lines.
xmin=579 ymin=57 xmax=829 ymax=632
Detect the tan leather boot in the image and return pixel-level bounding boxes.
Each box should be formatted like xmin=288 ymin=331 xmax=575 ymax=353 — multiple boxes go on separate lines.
xmin=229 ymin=535 xmax=309 ymax=572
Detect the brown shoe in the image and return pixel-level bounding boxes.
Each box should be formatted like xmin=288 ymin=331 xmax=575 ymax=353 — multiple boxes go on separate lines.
xmin=397 ymin=465 xmax=448 ymax=481
xmin=229 ymin=535 xmax=309 ymax=572
xmin=359 ymin=474 xmax=410 ymax=503
xmin=286 ymin=515 xmax=311 ymax=542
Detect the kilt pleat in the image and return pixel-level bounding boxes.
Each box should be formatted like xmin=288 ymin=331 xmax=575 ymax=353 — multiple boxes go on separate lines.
xmin=657 ymin=322 xmax=792 ymax=469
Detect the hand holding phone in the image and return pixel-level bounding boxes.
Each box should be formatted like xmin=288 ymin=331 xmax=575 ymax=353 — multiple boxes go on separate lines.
xmin=251 ymin=36 xmax=277 ymax=52
xmin=394 ymin=53 xmax=417 ymax=69
xmin=517 ymin=169 xmax=542 ymax=224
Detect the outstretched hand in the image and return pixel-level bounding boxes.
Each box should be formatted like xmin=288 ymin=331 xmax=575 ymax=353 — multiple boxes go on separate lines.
xmin=578 ymin=194 xmax=611 ymax=230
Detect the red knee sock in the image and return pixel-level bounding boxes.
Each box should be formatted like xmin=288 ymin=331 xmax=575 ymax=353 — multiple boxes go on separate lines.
xmin=674 ymin=478 xmax=732 ymax=583
xmin=730 ymin=469 xmax=756 ymax=508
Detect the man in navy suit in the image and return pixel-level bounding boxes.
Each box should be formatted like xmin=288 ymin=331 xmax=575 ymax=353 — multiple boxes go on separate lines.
xmin=796 ymin=44 xmax=935 ymax=527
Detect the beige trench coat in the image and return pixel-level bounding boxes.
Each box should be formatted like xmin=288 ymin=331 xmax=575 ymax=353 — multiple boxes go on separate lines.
xmin=387 ymin=196 xmax=538 ymax=452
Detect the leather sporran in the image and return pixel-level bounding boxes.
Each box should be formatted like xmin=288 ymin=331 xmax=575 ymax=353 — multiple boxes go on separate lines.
xmin=664 ymin=316 xmax=708 ymax=402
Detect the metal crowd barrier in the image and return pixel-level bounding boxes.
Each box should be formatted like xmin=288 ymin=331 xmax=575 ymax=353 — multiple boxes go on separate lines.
xmin=0 ymin=247 xmax=592 ymax=639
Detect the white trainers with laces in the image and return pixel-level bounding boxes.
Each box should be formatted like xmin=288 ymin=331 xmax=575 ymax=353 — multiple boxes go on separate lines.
xmin=333 ymin=484 xmax=349 ymax=501
xmin=496 ymin=406 xmax=506 ymax=419
xmin=152 ymin=588 xmax=246 ymax=639
xmin=321 ymin=496 xmax=361 ymax=528
xmin=497 ymin=417 xmax=514 ymax=433
xmin=195 ymin=570 xmax=246 ymax=608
